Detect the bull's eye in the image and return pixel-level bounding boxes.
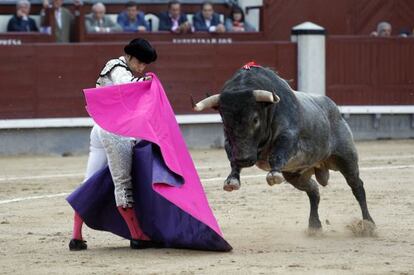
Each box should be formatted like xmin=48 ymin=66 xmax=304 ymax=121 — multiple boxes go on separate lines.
xmin=253 ymin=117 xmax=259 ymax=127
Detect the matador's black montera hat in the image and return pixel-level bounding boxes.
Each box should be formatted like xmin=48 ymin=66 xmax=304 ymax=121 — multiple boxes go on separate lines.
xmin=124 ymin=38 xmax=157 ymax=64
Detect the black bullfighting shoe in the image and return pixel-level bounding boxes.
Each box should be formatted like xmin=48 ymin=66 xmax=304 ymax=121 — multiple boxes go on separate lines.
xmin=69 ymin=239 xmax=87 ymax=251
xmin=130 ymin=239 xmax=163 ymax=249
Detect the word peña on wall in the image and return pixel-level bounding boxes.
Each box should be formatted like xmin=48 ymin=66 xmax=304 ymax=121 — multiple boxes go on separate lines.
xmin=0 ymin=39 xmax=22 ymax=45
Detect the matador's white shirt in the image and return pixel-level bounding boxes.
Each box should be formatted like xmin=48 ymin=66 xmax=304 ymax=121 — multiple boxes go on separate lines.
xmin=96 ymin=56 xmax=144 ymax=87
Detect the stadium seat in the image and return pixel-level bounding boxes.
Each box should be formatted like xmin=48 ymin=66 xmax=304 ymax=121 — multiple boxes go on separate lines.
xmin=145 ymin=13 xmax=158 ymax=32
xmin=107 ymin=13 xmax=118 ymax=27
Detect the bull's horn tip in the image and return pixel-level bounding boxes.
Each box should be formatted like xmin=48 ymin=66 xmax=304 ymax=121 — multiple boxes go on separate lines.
xmin=193 ymin=104 xmax=203 ymax=112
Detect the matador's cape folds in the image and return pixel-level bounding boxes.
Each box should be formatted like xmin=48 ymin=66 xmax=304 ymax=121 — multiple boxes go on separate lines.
xmin=67 ymin=73 xmax=232 ymax=251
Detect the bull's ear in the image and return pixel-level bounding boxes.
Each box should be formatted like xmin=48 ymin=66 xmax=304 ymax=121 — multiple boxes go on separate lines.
xmin=273 ymin=94 xmax=280 ymax=103
xmin=193 ymin=94 xmax=220 ymax=111
xmin=253 ymin=90 xmax=280 ymax=104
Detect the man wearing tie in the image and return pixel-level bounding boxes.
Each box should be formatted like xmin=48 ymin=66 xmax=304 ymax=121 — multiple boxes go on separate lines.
xmin=41 ymin=0 xmax=74 ymax=43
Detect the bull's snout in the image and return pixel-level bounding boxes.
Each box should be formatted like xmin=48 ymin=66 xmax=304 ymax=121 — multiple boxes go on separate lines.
xmin=235 ymin=158 xmax=256 ymax=168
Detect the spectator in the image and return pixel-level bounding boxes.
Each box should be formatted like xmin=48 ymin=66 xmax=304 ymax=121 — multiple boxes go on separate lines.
xmin=225 ymin=5 xmax=255 ymax=32
xmin=158 ymin=0 xmax=191 ymax=33
xmin=40 ymin=0 xmax=74 ymax=43
xmin=7 ymin=0 xmax=39 ymax=32
xmin=41 ymin=0 xmax=74 ymax=42
xmin=398 ymin=28 xmax=411 ymax=37
xmin=370 ymin=21 xmax=392 ymax=37
xmin=193 ymin=1 xmax=225 ymax=33
xmin=85 ymin=2 xmax=122 ymax=33
xmin=117 ymin=1 xmax=149 ymax=32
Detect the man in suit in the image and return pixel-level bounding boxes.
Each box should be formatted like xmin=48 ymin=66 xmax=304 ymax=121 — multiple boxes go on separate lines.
xmin=41 ymin=0 xmax=74 ymax=43
xmin=85 ymin=2 xmax=122 ymax=33
xmin=193 ymin=1 xmax=225 ymax=33
xmin=158 ymin=0 xmax=191 ymax=33
xmin=7 ymin=0 xmax=39 ymax=32
xmin=117 ymin=1 xmax=149 ymax=32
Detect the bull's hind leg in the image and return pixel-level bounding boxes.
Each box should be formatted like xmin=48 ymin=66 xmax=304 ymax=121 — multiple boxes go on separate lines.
xmin=283 ymin=170 xmax=322 ymax=229
xmin=332 ymin=154 xmax=374 ymax=224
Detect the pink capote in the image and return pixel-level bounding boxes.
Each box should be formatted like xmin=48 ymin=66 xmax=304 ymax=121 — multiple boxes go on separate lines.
xmin=83 ymin=73 xmax=224 ymax=237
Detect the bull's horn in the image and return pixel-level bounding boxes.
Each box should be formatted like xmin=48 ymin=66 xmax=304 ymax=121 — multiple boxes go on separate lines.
xmin=253 ymin=90 xmax=280 ymax=103
xmin=193 ymin=94 xmax=220 ymax=111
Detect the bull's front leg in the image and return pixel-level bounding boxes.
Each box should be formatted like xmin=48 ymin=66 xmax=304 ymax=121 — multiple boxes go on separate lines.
xmin=267 ymin=134 xmax=296 ymax=186
xmin=223 ymin=139 xmax=241 ymax=192
xmin=224 ymin=163 xmax=241 ymax=192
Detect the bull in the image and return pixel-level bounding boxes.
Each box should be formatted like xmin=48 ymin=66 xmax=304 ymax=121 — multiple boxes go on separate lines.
xmin=193 ymin=65 xmax=374 ymax=230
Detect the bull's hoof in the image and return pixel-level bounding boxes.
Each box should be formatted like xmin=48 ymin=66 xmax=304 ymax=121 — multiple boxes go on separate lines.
xmin=223 ymin=177 xmax=240 ymax=192
xmin=307 ymin=227 xmax=323 ymax=237
xmin=309 ymin=219 xmax=322 ymax=229
xmin=306 ymin=218 xmax=323 ymax=236
xmin=266 ymin=171 xmax=284 ymax=186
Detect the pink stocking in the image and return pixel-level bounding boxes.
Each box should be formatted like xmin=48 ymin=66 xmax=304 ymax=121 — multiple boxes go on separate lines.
xmin=117 ymin=207 xmax=149 ymax=240
xmin=72 ymin=212 xmax=84 ymax=240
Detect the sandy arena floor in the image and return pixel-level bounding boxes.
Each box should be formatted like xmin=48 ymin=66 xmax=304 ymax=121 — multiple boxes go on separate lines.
xmin=0 ymin=140 xmax=413 ymax=275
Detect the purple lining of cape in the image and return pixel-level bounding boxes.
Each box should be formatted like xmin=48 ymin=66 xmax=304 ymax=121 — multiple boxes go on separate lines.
xmin=67 ymin=141 xmax=232 ymax=251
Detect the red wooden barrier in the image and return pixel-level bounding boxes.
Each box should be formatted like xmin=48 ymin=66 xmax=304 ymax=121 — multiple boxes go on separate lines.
xmin=0 ymin=42 xmax=297 ymax=119
xmin=326 ymin=36 xmax=414 ymax=105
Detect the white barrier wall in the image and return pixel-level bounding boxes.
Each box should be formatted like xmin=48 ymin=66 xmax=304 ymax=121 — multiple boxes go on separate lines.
xmin=291 ymin=22 xmax=326 ymax=96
